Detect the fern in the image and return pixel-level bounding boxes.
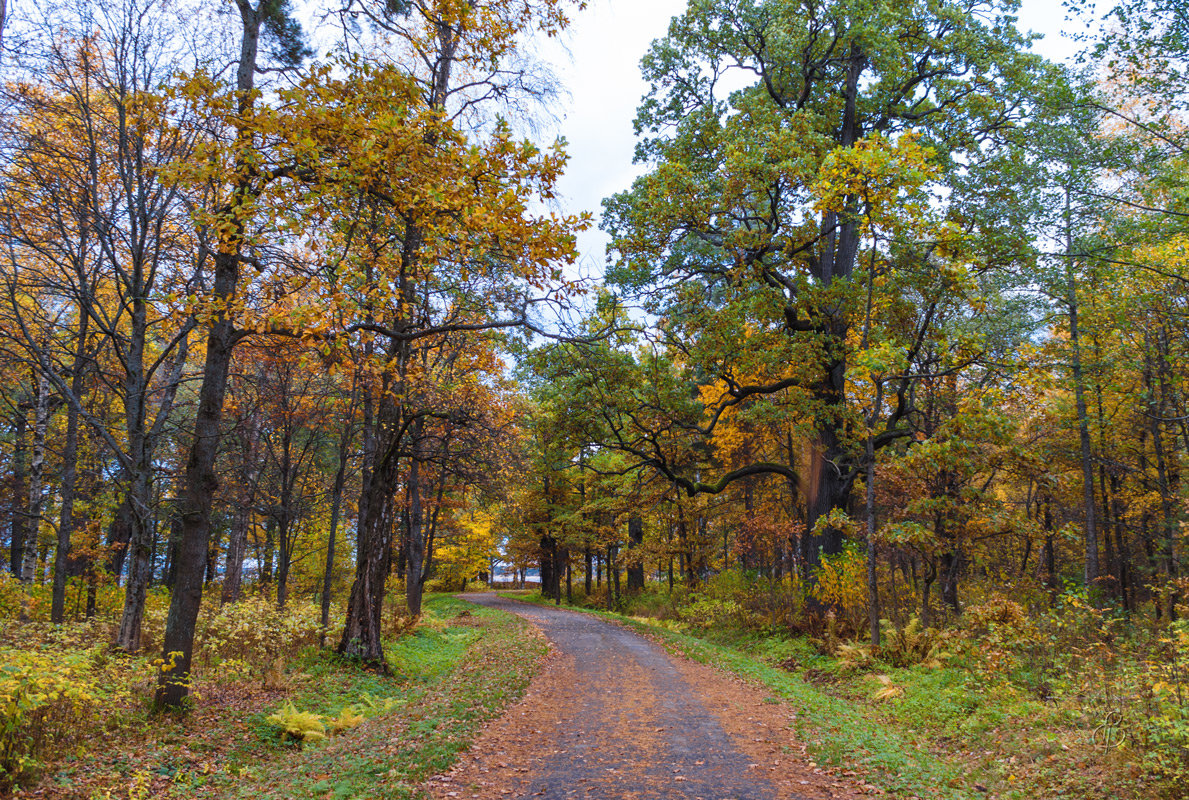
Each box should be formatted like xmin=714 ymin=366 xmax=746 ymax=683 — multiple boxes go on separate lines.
xmin=265 ymin=702 xmax=327 ymax=743
xmin=327 ymin=706 xmax=365 ymax=734
xmin=836 ymin=642 xmax=875 ymax=672
xmin=869 ymin=674 xmax=904 ymax=702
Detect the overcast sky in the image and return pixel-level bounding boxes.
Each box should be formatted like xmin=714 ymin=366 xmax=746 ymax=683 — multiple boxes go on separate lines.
xmin=540 ymin=0 xmax=1087 ymax=272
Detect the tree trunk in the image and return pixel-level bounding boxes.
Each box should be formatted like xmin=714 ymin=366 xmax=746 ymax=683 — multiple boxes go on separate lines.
xmin=626 ymin=514 xmax=645 ymax=593
xmin=539 ymin=533 xmax=558 ymax=601
xmin=1109 ymin=475 xmax=1132 ymax=612
xmin=405 ymin=442 xmax=426 ymax=619
xmin=276 ymin=516 xmax=292 ymax=609
xmin=320 ymin=427 xmax=352 ymax=646
xmin=799 ymin=47 xmax=863 ymax=578
xmin=222 ymin=416 xmax=260 ymax=605
xmin=864 ymin=435 xmax=880 ymax=647
xmin=605 ymin=546 xmax=615 ymax=611
xmin=920 ymin=560 xmax=936 ymax=628
xmin=222 ymin=505 xmax=249 ymax=604
xmin=1153 ymin=328 xmax=1180 ymax=619
xmin=1041 ymin=500 xmax=1057 ymax=598
xmin=155 ymin=0 xmax=263 ymax=710
xmin=1151 ymin=400 xmax=1178 ymax=619
xmin=609 ymin=546 xmax=620 ymax=609
xmin=52 ymin=315 xmax=90 ymax=622
xmin=338 ymin=388 xmax=400 ymax=668
xmin=1064 ymin=204 xmax=1099 ymax=598
xmin=105 ymin=494 xmax=133 ymax=584
xmin=115 ymin=472 xmax=155 ymax=651
xmin=20 ymin=372 xmax=50 ymax=583
xmin=9 ymin=405 xmax=27 ymax=577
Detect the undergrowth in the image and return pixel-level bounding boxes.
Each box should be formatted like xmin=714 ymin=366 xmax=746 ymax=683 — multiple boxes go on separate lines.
xmin=1 ymin=591 xmax=544 ymax=799
xmin=508 ymin=577 xmax=1168 ymax=799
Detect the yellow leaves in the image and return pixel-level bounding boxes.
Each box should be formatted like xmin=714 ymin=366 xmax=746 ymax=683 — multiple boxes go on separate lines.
xmin=0 ymin=646 xmax=107 ymax=779
xmin=810 ymin=539 xmax=867 ymax=612
xmin=811 ymin=133 xmax=938 ymax=231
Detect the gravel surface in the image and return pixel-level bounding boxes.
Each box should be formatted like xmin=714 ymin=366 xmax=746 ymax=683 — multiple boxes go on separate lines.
xmin=427 ymin=594 xmax=874 ymax=800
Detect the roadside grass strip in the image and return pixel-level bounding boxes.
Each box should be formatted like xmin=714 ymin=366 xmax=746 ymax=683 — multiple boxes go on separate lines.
xmin=500 ymin=592 xmax=979 ymax=800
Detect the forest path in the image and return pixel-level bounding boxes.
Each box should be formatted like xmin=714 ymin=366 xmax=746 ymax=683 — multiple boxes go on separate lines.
xmin=425 ymin=594 xmax=870 ymax=800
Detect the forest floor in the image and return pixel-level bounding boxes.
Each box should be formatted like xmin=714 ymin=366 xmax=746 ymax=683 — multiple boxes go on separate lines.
xmin=4 ymin=595 xmax=546 ymax=800
xmin=427 ymin=594 xmax=874 ymax=800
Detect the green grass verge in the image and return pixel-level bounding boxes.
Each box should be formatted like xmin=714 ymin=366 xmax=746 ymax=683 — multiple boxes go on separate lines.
xmin=186 ymin=594 xmax=546 ymax=800
xmin=500 ymin=591 xmax=980 ymax=800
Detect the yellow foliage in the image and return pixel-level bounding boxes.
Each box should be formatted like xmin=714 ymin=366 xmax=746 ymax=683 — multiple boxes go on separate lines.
xmin=265 ymin=702 xmax=327 ymax=743
xmin=265 ymin=700 xmax=366 ymax=745
xmin=811 ymin=133 xmax=937 ymax=233
xmin=195 ymin=596 xmax=328 ymax=683
xmin=326 ymin=705 xmax=365 ymax=734
xmin=811 ymin=543 xmax=867 ymax=627
xmin=0 ymin=648 xmax=104 ymax=786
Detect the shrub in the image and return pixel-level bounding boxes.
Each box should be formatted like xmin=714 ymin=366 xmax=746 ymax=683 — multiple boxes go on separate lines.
xmin=1141 ymin=619 xmax=1189 ymax=794
xmin=195 ymin=597 xmax=326 ymax=683
xmin=811 ymin=543 xmax=867 ymax=634
xmin=0 ymin=648 xmax=104 ymax=788
xmin=879 ymin=617 xmax=948 ymax=668
xmin=678 ymin=597 xmax=745 ymax=629
xmin=623 ymin=588 xmax=683 ymax=621
xmin=0 ymin=573 xmax=30 ymax=621
xmin=962 ymin=596 xmax=1027 ymax=635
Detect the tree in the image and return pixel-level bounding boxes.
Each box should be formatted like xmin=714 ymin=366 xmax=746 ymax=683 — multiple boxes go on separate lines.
xmin=0 ymin=0 xmax=208 ymax=645
xmin=602 ymin=0 xmax=1049 ymax=575
xmin=157 ymin=0 xmax=310 ymax=708
xmin=307 ymin=0 xmax=585 ymax=667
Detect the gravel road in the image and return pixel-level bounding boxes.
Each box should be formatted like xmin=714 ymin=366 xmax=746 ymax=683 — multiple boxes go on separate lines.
xmin=424 ymin=594 xmax=863 ymax=800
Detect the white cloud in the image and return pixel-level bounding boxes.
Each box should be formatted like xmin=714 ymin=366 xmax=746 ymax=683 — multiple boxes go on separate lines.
xmin=545 ymin=0 xmax=1079 ymax=271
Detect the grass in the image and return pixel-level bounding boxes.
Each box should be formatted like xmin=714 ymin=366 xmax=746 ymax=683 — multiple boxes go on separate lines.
xmin=7 ymin=593 xmax=546 ymax=800
xmin=502 ymin=588 xmax=1153 ymax=800
xmin=187 ymin=594 xmax=547 ymax=800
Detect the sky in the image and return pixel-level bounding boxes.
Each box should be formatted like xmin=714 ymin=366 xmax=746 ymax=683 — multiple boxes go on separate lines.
xmin=540 ymin=0 xmax=1088 ymax=272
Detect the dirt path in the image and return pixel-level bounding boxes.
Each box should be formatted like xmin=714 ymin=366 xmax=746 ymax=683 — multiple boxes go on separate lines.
xmin=426 ymin=595 xmax=875 ymax=800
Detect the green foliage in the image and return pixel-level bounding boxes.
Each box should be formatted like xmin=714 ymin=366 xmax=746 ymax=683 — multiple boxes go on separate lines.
xmin=356 ymin=692 xmax=401 ymax=715
xmin=1140 ymin=619 xmax=1189 ymax=794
